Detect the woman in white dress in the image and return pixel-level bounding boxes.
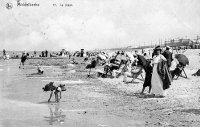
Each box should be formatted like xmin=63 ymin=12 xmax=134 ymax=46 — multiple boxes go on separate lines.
xmin=151 ymin=47 xmax=167 ymax=97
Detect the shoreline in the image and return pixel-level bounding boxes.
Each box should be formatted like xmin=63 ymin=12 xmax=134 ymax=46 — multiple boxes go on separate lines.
xmin=0 ymin=49 xmax=200 ymax=127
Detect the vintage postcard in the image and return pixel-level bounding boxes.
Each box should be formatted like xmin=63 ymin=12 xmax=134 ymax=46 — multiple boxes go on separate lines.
xmin=0 ymin=0 xmax=200 ymax=127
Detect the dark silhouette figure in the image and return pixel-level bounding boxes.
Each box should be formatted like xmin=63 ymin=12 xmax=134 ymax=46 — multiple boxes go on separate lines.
xmin=34 ymin=51 xmax=37 ymax=57
xmin=86 ymin=58 xmax=97 ymax=77
xmin=162 ymin=47 xmax=173 ymax=68
xmin=141 ymin=61 xmax=153 ymax=94
xmin=41 ymin=51 xmax=44 ymax=57
xmin=45 ymin=50 xmax=48 ymax=57
xmin=19 ymin=52 xmax=28 ymax=69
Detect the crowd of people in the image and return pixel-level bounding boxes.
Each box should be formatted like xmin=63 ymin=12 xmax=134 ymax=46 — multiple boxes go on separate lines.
xmin=1 ymin=46 xmax=188 ymax=98
xmin=85 ymin=45 xmax=184 ymax=98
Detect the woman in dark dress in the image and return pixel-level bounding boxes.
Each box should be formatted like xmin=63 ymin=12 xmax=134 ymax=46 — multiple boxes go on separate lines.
xmin=141 ymin=60 xmax=153 ymax=94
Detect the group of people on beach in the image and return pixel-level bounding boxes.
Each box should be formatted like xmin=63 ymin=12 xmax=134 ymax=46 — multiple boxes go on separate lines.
xmin=144 ymin=46 xmax=172 ymax=97
xmin=1 ymin=46 xmax=184 ymax=99
xmin=19 ymin=51 xmax=44 ymax=74
xmin=85 ymin=45 xmax=181 ymax=98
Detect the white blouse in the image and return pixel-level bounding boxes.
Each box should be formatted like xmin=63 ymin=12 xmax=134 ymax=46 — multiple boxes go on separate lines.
xmin=152 ymin=54 xmax=167 ymax=64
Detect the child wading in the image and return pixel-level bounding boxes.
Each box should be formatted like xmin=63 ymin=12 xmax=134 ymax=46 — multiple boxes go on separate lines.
xmin=19 ymin=51 xmax=28 ymax=69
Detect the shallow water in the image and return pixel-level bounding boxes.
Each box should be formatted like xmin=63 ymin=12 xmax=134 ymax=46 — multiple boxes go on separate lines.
xmin=0 ymin=59 xmax=145 ymax=127
xmin=0 ymin=60 xmax=58 ymax=126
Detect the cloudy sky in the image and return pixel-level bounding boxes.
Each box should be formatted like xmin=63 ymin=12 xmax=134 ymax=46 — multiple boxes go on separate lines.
xmin=0 ymin=0 xmax=200 ymax=51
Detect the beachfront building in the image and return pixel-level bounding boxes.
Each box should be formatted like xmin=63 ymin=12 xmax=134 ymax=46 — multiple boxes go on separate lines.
xmin=165 ymin=38 xmax=200 ymax=49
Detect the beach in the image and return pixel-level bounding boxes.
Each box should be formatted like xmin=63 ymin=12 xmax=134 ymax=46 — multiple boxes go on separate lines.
xmin=0 ymin=49 xmax=200 ymax=127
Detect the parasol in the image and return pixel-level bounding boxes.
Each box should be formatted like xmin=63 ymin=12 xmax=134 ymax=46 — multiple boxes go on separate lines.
xmin=137 ymin=54 xmax=147 ymax=67
xmin=175 ymin=54 xmax=189 ymax=66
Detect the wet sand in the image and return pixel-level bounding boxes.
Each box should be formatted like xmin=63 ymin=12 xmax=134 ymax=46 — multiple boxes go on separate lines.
xmin=1 ymin=49 xmax=200 ymax=127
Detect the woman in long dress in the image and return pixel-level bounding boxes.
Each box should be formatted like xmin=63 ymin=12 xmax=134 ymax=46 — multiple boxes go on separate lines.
xmin=151 ymin=48 xmax=167 ymax=97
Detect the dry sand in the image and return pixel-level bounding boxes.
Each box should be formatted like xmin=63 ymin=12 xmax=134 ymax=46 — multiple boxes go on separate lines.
xmin=0 ymin=49 xmax=200 ymax=127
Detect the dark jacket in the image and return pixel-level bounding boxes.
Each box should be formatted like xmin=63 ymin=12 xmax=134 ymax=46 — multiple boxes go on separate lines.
xmin=162 ymin=50 xmax=173 ymax=68
xmin=143 ymin=61 xmax=153 ymax=87
xmin=157 ymin=60 xmax=172 ymax=90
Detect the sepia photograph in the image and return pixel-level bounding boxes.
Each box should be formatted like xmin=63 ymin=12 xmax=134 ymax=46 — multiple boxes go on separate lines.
xmin=0 ymin=0 xmax=200 ymax=126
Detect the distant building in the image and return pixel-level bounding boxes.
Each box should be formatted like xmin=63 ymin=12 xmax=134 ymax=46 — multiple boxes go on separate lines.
xmin=166 ymin=39 xmax=193 ymax=49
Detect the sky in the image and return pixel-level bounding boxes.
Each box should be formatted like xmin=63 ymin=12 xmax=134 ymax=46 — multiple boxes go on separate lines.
xmin=0 ymin=0 xmax=200 ymax=51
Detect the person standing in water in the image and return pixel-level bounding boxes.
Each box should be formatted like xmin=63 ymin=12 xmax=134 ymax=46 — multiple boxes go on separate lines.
xmin=19 ymin=51 xmax=28 ymax=69
xmin=3 ymin=49 xmax=6 ymax=60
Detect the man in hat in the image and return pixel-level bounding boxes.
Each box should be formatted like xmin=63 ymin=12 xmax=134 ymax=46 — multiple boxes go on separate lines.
xmin=162 ymin=46 xmax=173 ymax=68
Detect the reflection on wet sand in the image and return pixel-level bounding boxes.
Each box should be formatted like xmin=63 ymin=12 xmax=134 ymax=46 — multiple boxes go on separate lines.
xmin=44 ymin=103 xmax=66 ymax=125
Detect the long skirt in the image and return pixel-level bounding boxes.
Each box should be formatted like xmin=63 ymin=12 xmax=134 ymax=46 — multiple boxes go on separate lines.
xmin=151 ymin=64 xmax=164 ymax=96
